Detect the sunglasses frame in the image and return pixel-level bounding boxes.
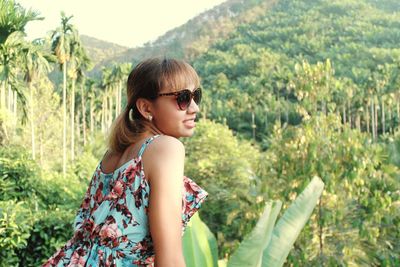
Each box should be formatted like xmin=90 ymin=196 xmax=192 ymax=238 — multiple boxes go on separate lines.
xmin=158 ymin=88 xmax=202 ymax=110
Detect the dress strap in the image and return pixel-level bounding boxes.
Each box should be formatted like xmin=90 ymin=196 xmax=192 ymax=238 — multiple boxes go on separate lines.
xmin=137 ymin=135 xmax=162 ymax=158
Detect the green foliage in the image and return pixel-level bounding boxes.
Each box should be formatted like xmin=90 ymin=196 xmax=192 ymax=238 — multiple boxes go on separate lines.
xmin=0 ymin=200 xmax=33 ymax=267
xmin=194 ymin=0 xmax=400 ymax=141
xmin=0 ymin=109 xmax=11 ymax=145
xmin=385 ymin=130 xmax=400 ymax=167
xmin=261 ymin=177 xmax=324 ymax=267
xmin=183 ymin=213 xmax=219 ymax=267
xmin=0 ymin=145 xmax=88 ymax=265
xmin=0 ymin=145 xmax=40 ymax=202
xmin=184 ymin=119 xmax=262 ymax=256
xmin=228 ymin=201 xmax=282 ymax=267
xmin=258 ymin=115 xmax=400 ymax=265
xmin=0 ymin=0 xmax=41 ymax=44
xmin=14 ymin=78 xmax=63 ymax=170
xmin=18 ymin=208 xmax=75 ymax=267
xmin=185 ymin=177 xmax=324 ymax=267
xmin=68 ymin=149 xmax=98 ymax=182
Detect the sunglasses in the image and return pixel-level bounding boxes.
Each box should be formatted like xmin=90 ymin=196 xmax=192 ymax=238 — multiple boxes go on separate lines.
xmin=158 ymin=88 xmax=202 ymax=110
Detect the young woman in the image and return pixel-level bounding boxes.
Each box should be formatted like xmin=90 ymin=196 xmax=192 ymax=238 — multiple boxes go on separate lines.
xmin=42 ymin=58 xmax=208 ymax=267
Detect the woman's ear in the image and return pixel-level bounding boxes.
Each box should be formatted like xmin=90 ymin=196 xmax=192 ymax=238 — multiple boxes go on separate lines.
xmin=136 ymin=98 xmax=153 ymax=120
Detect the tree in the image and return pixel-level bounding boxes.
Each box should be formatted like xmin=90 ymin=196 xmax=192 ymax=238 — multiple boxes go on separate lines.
xmin=184 ymin=119 xmax=261 ymax=257
xmin=258 ymin=115 xmax=400 ymax=265
xmin=85 ymin=79 xmax=97 ymax=136
xmin=0 ymin=0 xmax=41 ymax=43
xmin=50 ymin=12 xmax=79 ymax=176
xmin=0 ymin=0 xmax=41 ymax=120
xmin=68 ymin=43 xmax=91 ymax=161
xmin=100 ymin=66 xmax=114 ymax=132
xmin=21 ymin=39 xmax=52 ymax=159
xmin=111 ymin=63 xmax=131 ymax=116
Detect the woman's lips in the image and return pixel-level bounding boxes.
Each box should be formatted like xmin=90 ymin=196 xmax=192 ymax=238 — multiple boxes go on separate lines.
xmin=183 ymin=119 xmax=196 ymax=128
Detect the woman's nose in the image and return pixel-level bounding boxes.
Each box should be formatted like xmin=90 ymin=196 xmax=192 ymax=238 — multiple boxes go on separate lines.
xmin=187 ymin=98 xmax=200 ymax=113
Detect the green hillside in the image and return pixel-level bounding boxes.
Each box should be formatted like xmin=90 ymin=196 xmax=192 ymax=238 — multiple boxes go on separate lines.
xmin=190 ymin=1 xmax=400 ymax=263
xmin=90 ymin=0 xmax=277 ymax=75
xmin=193 ymin=0 xmax=400 ymax=143
xmin=80 ymin=35 xmax=128 ymax=67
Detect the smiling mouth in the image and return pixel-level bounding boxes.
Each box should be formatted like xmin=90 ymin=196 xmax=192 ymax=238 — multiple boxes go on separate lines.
xmin=184 ymin=117 xmax=196 ymax=122
xmin=183 ymin=120 xmax=196 ymax=128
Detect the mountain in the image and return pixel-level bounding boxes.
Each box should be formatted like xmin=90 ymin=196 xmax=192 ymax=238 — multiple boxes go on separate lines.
xmin=80 ymin=35 xmax=129 ymax=69
xmin=191 ymin=0 xmax=400 ymax=140
xmin=86 ymin=0 xmax=278 ymax=75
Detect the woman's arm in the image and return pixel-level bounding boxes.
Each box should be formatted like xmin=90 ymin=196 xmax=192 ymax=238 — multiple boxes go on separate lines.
xmin=143 ymin=136 xmax=186 ymax=267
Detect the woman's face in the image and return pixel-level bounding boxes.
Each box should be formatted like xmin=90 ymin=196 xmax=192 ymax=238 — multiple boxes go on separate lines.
xmin=150 ymin=84 xmax=200 ymax=138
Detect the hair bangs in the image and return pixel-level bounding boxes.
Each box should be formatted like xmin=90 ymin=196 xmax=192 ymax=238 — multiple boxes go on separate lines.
xmin=159 ymin=60 xmax=200 ymax=92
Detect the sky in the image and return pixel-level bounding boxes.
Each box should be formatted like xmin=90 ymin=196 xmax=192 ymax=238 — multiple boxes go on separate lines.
xmin=16 ymin=0 xmax=227 ymax=48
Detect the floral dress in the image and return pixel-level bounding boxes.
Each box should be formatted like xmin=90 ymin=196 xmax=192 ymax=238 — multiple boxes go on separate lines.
xmin=42 ymin=135 xmax=208 ymax=267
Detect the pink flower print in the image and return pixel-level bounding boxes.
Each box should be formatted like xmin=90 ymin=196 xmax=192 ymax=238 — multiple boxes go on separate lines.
xmin=98 ymin=249 xmax=104 ymax=261
xmin=133 ymin=187 xmax=143 ymax=208
xmin=68 ymin=249 xmax=86 ymax=267
xmin=82 ymin=219 xmax=95 ymax=234
xmin=99 ymin=223 xmax=122 ymax=248
xmin=113 ymin=180 xmax=124 ymax=197
xmin=132 ymin=241 xmax=143 ymax=253
xmin=120 ymin=235 xmax=128 ymax=243
xmin=122 ymin=219 xmax=128 ymax=229
xmin=183 ymin=176 xmax=201 ymax=195
xmin=81 ymin=196 xmax=90 ymax=209
xmin=182 ymin=198 xmax=192 ymax=214
xmin=94 ymin=183 xmax=104 ymax=203
xmin=144 ymin=256 xmax=155 ymax=264
xmin=106 ymin=180 xmax=125 ymax=200
xmin=42 ymin=249 xmax=66 ymax=266
xmin=125 ymin=163 xmax=139 ymax=184
xmin=105 ymin=215 xmax=117 ymax=225
xmin=116 ymin=250 xmax=126 ymax=258
xmin=105 ymin=254 xmax=114 ymax=267
xmin=181 ymin=176 xmax=208 ymax=230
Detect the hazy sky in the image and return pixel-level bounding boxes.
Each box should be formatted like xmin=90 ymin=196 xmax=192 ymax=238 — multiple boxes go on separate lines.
xmin=16 ymin=0 xmax=227 ymax=48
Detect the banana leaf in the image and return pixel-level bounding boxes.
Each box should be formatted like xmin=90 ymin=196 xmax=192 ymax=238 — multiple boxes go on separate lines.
xmin=183 ymin=213 xmax=218 ymax=267
xmin=227 ymin=201 xmax=282 ymax=267
xmin=261 ymin=176 xmax=324 ymax=267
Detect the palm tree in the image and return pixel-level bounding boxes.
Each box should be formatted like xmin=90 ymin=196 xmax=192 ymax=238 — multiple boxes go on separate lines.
xmin=69 ymin=44 xmax=91 ymax=161
xmin=0 ymin=0 xmax=41 ymax=120
xmin=0 ymin=0 xmax=41 ymax=43
xmin=86 ymin=79 xmax=97 ymax=135
xmin=0 ymin=31 xmax=26 ymax=118
xmin=50 ymin=12 xmax=79 ymax=176
xmin=21 ymin=39 xmax=52 ymax=159
xmin=111 ymin=63 xmax=131 ymax=116
xmin=100 ymin=66 xmax=113 ymax=132
xmin=81 ymin=78 xmax=95 ymax=145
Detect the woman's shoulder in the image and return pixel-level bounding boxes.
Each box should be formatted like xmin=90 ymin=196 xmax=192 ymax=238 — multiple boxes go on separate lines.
xmin=142 ymin=135 xmax=185 ymax=183
xmin=145 ymin=135 xmax=185 ymax=157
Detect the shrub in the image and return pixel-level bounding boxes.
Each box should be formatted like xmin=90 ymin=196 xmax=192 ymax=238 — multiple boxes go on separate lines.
xmin=17 ymin=208 xmax=76 ymax=266
xmin=0 ymin=200 xmax=34 ymax=267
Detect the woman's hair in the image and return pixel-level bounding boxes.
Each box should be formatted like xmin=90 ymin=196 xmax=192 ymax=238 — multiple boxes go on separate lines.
xmin=107 ymin=57 xmax=200 ymax=153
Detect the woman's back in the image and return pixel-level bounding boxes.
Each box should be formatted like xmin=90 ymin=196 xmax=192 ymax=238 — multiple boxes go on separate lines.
xmin=42 ymin=135 xmax=208 ymax=266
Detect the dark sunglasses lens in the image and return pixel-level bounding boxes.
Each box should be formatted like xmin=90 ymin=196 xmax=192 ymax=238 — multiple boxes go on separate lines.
xmin=177 ymin=90 xmax=191 ymax=110
xmin=193 ymin=88 xmax=202 ymax=105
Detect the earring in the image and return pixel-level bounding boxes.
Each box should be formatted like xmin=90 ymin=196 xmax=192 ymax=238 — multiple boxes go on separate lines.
xmin=148 ymin=115 xmax=153 ymax=121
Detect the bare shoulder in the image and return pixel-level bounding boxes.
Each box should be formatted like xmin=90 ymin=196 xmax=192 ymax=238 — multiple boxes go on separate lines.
xmin=144 ymin=135 xmax=185 ymax=158
xmin=141 ymin=135 xmax=185 ymax=183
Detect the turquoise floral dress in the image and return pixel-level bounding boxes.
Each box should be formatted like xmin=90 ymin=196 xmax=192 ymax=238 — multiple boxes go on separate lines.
xmin=42 ymin=135 xmax=208 ymax=267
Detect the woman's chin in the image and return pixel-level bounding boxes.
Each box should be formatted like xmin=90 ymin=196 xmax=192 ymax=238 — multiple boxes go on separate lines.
xmin=178 ymin=129 xmax=195 ymax=138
